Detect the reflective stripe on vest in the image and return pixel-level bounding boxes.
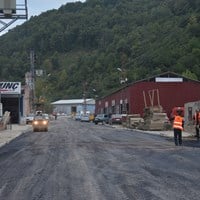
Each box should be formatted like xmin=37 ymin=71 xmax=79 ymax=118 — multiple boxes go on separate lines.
xmin=173 ymin=116 xmax=183 ymax=130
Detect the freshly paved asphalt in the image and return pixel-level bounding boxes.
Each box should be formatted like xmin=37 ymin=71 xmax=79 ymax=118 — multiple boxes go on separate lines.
xmin=0 ymin=120 xmax=196 ymax=148
xmin=0 ymin=117 xmax=199 ymax=200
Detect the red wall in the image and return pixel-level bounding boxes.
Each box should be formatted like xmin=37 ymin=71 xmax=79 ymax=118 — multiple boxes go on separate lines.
xmin=96 ymin=81 xmax=200 ymax=118
xmin=129 ymin=81 xmax=200 ymax=117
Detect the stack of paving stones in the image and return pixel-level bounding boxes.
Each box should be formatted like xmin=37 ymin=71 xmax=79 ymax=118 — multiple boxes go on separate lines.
xmin=142 ymin=106 xmax=170 ymax=131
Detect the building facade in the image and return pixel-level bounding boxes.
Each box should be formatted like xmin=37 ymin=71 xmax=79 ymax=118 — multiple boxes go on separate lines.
xmin=0 ymin=81 xmax=23 ymax=123
xmin=184 ymin=100 xmax=200 ymax=125
xmin=51 ymin=99 xmax=95 ymax=115
xmin=95 ymin=72 xmax=200 ymax=118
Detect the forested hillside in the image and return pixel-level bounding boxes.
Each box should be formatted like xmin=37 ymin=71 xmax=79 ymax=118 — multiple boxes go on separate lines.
xmin=0 ymin=0 xmax=199 ymax=102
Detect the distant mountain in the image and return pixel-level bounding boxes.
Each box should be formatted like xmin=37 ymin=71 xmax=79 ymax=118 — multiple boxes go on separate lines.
xmin=0 ymin=0 xmax=199 ymax=102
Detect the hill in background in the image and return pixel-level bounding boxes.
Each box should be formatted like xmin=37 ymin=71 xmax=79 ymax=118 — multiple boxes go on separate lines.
xmin=0 ymin=0 xmax=199 ymax=102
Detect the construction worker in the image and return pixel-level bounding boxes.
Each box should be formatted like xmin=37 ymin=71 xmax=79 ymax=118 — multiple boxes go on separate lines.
xmin=193 ymin=109 xmax=200 ymax=140
xmin=173 ymin=108 xmax=184 ymax=146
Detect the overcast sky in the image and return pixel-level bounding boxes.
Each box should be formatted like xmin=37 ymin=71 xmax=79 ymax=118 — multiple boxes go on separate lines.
xmin=0 ymin=0 xmax=85 ymax=35
xmin=28 ymin=0 xmax=85 ymax=17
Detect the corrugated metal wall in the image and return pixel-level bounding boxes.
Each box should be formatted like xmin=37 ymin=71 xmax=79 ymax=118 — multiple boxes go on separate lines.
xmin=96 ymin=80 xmax=200 ymax=118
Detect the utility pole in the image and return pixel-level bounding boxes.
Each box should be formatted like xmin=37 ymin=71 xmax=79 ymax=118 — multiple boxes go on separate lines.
xmin=30 ymin=50 xmax=35 ymax=113
xmin=83 ymin=82 xmax=87 ymax=115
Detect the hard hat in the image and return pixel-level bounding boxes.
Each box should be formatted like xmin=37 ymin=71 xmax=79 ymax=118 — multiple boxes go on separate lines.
xmin=177 ymin=107 xmax=182 ymax=115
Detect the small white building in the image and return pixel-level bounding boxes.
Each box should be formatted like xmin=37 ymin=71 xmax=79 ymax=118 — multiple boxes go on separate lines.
xmin=184 ymin=100 xmax=200 ymax=125
xmin=51 ymin=99 xmax=95 ymax=115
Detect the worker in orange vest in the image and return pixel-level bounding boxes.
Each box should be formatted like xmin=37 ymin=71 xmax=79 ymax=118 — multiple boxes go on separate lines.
xmin=193 ymin=109 xmax=200 ymax=140
xmin=173 ymin=109 xmax=184 ymax=146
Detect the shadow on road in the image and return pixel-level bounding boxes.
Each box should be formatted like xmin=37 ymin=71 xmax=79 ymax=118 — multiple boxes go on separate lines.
xmin=182 ymin=139 xmax=200 ymax=148
xmin=166 ymin=137 xmax=200 ymax=148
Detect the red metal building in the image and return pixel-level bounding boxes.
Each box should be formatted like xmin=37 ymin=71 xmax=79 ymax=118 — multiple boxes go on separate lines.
xmin=95 ymin=72 xmax=200 ymax=118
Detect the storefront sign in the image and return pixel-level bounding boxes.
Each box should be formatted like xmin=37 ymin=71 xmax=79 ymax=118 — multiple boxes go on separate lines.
xmin=0 ymin=82 xmax=21 ymax=94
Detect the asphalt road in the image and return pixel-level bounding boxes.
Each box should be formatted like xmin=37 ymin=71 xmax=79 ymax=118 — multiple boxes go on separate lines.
xmin=0 ymin=117 xmax=199 ymax=200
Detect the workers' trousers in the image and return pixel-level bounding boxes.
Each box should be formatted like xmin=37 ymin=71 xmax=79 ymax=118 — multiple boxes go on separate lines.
xmin=174 ymin=128 xmax=182 ymax=146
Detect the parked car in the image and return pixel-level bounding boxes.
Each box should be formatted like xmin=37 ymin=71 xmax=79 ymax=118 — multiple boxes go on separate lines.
xmin=32 ymin=115 xmax=49 ymax=132
xmin=26 ymin=113 xmax=34 ymax=124
xmin=42 ymin=113 xmax=49 ymax=121
xmin=93 ymin=114 xmax=109 ymax=125
xmin=109 ymin=114 xmax=122 ymax=125
xmin=75 ymin=113 xmax=81 ymax=121
xmin=80 ymin=115 xmax=90 ymax=122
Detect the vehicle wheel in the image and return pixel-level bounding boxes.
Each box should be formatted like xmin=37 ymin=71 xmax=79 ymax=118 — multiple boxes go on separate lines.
xmin=95 ymin=122 xmax=98 ymax=125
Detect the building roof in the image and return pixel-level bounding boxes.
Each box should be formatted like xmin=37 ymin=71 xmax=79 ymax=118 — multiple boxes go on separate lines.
xmin=51 ymin=98 xmax=95 ymax=105
xmin=140 ymin=71 xmax=200 ymax=83
xmin=98 ymin=71 xmax=200 ymax=100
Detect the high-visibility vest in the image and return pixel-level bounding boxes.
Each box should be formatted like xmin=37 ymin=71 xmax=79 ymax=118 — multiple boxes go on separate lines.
xmin=173 ymin=115 xmax=183 ymax=130
xmin=194 ymin=112 xmax=200 ymax=125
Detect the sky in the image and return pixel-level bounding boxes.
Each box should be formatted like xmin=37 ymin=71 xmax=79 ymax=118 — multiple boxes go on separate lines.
xmin=0 ymin=0 xmax=85 ymax=36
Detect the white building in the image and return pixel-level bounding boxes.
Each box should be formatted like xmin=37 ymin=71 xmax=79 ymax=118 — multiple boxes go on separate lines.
xmin=184 ymin=100 xmax=200 ymax=125
xmin=51 ymin=99 xmax=95 ymax=115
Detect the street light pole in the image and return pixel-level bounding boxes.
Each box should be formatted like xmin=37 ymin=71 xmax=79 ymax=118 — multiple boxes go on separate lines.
xmin=117 ymin=67 xmax=128 ymax=84
xmin=117 ymin=67 xmax=128 ymax=114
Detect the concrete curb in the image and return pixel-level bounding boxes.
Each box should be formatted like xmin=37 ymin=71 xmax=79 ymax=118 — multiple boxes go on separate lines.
xmin=111 ymin=125 xmax=195 ymax=138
